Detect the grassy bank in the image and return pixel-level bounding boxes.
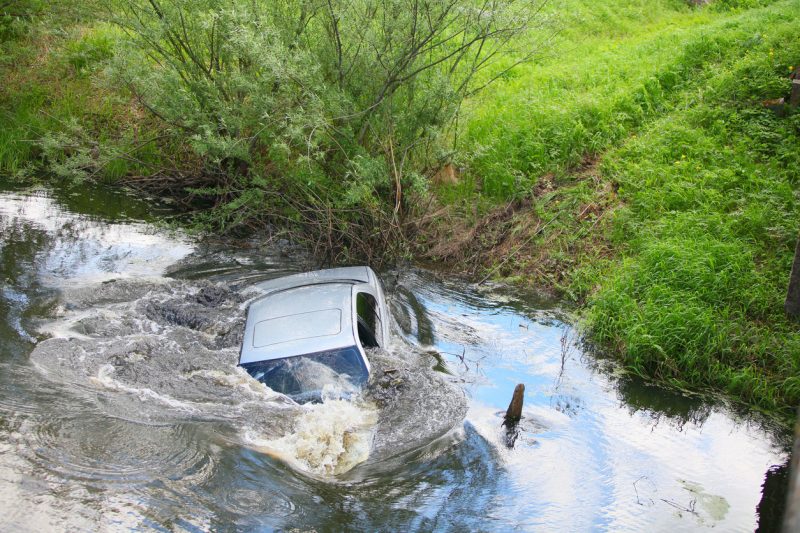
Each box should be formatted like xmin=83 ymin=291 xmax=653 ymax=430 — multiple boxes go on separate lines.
xmin=583 ymin=43 xmax=800 ymax=417
xmin=464 ymin=0 xmax=719 ymax=197
xmin=0 ymin=7 xmax=179 ymax=183
xmin=450 ymin=0 xmax=800 ymax=420
xmin=2 ymin=0 xmax=799 ymax=420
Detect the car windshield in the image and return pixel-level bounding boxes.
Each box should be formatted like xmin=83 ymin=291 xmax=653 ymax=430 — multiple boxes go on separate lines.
xmin=240 ymin=346 xmax=369 ymax=403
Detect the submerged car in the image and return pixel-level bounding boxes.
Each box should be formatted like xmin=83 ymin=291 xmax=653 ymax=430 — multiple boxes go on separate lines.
xmin=238 ymin=266 xmax=389 ymax=402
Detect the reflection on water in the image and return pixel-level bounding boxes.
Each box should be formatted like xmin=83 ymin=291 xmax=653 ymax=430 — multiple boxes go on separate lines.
xmin=0 ymin=187 xmax=193 ymax=287
xmin=0 ymin=182 xmax=793 ymax=531
xmin=758 ymin=461 xmax=791 ymax=532
xmin=614 ymin=374 xmax=712 ymax=429
xmin=388 ymin=272 xmax=791 ymax=531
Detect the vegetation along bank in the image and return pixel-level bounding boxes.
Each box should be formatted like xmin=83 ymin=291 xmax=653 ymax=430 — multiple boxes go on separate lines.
xmin=1 ymin=0 xmax=799 ymax=422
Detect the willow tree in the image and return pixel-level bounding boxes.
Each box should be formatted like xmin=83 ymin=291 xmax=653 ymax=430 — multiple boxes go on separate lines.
xmin=107 ymin=0 xmax=549 ymax=250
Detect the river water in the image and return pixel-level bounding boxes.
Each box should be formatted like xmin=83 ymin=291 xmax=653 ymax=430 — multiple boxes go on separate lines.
xmin=0 ymin=182 xmax=792 ymax=531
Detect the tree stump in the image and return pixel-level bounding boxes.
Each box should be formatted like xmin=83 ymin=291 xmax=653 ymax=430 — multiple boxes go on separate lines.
xmin=787 ymin=235 xmax=800 ymax=318
xmin=503 ymin=383 xmax=525 ymax=426
xmin=502 ymin=383 xmax=525 ymax=448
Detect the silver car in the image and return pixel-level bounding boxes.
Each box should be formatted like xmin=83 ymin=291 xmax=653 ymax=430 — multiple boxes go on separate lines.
xmin=239 ymin=266 xmax=389 ymax=402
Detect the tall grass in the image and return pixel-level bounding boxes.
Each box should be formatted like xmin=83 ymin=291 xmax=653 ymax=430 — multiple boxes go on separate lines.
xmin=577 ymin=10 xmax=800 ymax=418
xmin=463 ymin=0 xmax=787 ymax=198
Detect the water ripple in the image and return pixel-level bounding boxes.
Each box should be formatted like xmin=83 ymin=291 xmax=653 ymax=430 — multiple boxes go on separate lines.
xmin=20 ymin=415 xmax=214 ymax=487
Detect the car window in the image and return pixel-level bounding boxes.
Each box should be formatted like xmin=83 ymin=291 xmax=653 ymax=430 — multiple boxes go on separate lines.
xmin=356 ymin=292 xmax=381 ymax=348
xmin=241 ymin=346 xmax=368 ymax=402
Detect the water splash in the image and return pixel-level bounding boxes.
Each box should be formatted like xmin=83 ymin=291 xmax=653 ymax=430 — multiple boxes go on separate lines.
xmin=29 ymin=277 xmax=467 ymax=477
xmin=244 ymin=397 xmax=378 ymax=477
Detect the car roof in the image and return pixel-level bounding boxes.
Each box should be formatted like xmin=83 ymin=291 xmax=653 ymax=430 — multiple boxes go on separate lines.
xmin=239 ymin=267 xmax=379 ymax=365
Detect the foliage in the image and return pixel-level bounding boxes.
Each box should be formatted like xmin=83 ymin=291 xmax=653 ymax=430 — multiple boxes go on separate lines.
xmin=461 ymin=0 xmax=791 ymax=198
xmin=106 ymin=0 xmax=546 ymax=217
xmin=0 ymin=4 xmax=207 ymax=191
xmin=576 ymin=17 xmax=800 ymax=419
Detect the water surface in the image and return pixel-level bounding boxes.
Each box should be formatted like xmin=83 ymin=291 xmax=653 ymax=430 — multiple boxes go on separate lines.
xmin=0 ymin=183 xmax=791 ymax=531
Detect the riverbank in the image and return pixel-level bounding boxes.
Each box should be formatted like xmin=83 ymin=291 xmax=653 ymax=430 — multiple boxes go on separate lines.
xmin=427 ymin=0 xmax=800 ymax=422
xmin=2 ymin=0 xmax=799 ymax=422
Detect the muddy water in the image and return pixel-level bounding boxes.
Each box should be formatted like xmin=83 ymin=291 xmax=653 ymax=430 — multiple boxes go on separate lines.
xmin=0 ymin=183 xmax=791 ymax=531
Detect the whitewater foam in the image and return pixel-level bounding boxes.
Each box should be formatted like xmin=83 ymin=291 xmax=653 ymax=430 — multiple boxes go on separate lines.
xmin=243 ymin=397 xmax=378 ymax=477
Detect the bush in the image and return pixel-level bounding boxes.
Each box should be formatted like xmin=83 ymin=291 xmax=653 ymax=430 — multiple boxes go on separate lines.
xmin=106 ymin=0 xmax=546 ymax=219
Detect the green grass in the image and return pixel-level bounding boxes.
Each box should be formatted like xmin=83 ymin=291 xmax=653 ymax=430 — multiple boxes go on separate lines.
xmin=581 ymin=31 xmax=800 ymax=417
xmin=462 ymin=0 xmax=787 ymax=198
xmin=460 ymin=0 xmax=800 ymax=420
xmin=0 ymin=14 xmax=164 ymax=182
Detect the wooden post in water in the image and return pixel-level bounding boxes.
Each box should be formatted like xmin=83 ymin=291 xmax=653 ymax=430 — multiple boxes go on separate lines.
xmin=503 ymin=383 xmax=525 ymax=426
xmin=503 ymin=383 xmax=525 ymax=448
xmin=786 ymin=235 xmax=800 ymax=318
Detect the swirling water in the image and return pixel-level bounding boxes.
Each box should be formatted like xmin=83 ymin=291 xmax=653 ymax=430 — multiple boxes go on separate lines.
xmin=0 ymin=183 xmax=791 ymax=531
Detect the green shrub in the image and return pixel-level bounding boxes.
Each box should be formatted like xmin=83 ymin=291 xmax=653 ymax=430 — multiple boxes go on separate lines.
xmin=105 ymin=0 xmax=546 ymax=214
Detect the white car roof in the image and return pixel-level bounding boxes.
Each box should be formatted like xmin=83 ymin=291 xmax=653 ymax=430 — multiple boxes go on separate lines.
xmin=239 ymin=267 xmax=380 ymax=365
